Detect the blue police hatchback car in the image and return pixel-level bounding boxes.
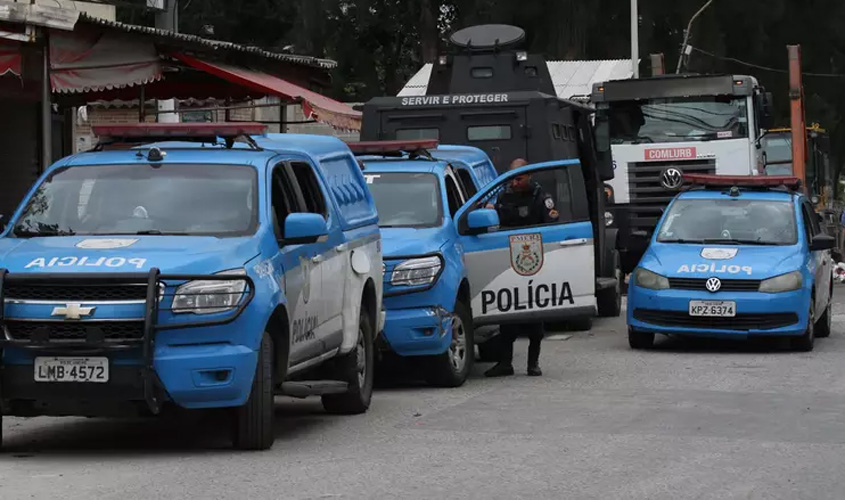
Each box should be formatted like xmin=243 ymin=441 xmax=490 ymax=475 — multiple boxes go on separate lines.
xmin=627 ymin=175 xmax=835 ymax=351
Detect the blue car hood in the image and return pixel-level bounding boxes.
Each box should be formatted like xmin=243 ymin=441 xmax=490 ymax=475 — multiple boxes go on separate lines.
xmin=381 ymin=227 xmax=446 ymax=259
xmin=0 ymin=235 xmax=261 ymax=275
xmin=642 ymin=243 xmax=804 ymax=280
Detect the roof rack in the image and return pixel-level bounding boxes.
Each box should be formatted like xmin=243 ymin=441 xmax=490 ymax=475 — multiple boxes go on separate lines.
xmin=347 ymin=139 xmax=439 ymax=160
xmin=91 ymin=123 xmax=268 ymax=151
xmin=683 ymin=174 xmax=803 ymax=192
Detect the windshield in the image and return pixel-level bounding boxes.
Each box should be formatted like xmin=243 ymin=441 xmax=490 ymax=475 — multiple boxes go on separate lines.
xmin=364 ymin=172 xmax=442 ymax=228
xmin=608 ymin=96 xmax=749 ymax=144
xmin=761 ymin=134 xmax=794 ymax=175
xmin=13 ymin=164 xmax=257 ymax=237
xmin=657 ymin=199 xmax=797 ymax=246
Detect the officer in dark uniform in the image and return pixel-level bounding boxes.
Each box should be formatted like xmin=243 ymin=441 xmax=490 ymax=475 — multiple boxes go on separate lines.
xmin=485 ymin=158 xmax=559 ymax=378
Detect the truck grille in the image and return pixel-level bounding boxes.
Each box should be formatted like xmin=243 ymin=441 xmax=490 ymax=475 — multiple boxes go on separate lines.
xmin=5 ymin=320 xmax=145 ymax=342
xmin=668 ymin=278 xmax=761 ymax=292
xmin=4 ymin=283 xmax=149 ymax=302
xmin=628 ymin=159 xmax=715 ymax=232
xmin=633 ymin=309 xmax=799 ymax=331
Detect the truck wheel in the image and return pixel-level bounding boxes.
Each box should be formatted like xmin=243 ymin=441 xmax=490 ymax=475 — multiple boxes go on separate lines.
xmin=597 ymin=250 xmax=622 ymax=318
xmin=792 ymin=299 xmax=816 ymax=352
xmin=570 ymin=316 xmax=593 ymax=332
xmin=816 ymin=301 xmax=832 ymax=338
xmin=425 ymin=301 xmax=474 ymax=388
xmin=628 ymin=327 xmax=654 ymax=350
xmin=322 ymin=307 xmax=374 ymax=415
xmin=232 ymin=331 xmax=275 ymax=450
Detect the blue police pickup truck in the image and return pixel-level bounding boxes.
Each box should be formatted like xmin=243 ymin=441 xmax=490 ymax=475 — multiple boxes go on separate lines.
xmin=354 ymin=140 xmax=600 ymax=386
xmin=627 ymin=175 xmax=834 ymax=351
xmin=0 ymin=123 xmax=384 ymax=451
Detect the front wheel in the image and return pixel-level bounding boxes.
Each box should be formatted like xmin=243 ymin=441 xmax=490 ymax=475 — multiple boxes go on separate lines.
xmin=792 ymin=299 xmax=816 ymax=352
xmin=425 ymin=301 xmax=474 ymax=388
xmin=231 ymin=331 xmax=275 ymax=450
xmin=322 ymin=307 xmax=374 ymax=414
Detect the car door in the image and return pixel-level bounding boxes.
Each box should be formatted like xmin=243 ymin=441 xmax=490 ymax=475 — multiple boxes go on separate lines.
xmin=454 ymin=160 xmax=596 ymax=326
xmin=269 ymin=162 xmax=324 ymax=366
xmin=802 ymin=201 xmax=831 ymax=315
xmin=288 ymin=160 xmax=345 ymax=352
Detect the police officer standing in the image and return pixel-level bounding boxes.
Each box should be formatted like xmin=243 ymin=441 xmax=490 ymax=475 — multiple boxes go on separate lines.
xmin=485 ymin=158 xmax=559 ymax=378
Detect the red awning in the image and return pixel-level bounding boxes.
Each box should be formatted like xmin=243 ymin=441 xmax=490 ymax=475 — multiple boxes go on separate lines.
xmin=0 ymin=39 xmax=21 ymax=77
xmin=172 ymin=53 xmax=361 ymax=132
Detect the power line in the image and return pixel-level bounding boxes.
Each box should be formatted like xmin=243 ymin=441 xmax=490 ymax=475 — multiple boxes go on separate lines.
xmin=691 ymin=47 xmax=845 ymax=78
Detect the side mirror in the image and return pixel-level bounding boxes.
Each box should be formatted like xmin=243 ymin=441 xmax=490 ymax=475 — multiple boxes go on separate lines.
xmin=283 ymin=213 xmax=328 ymax=245
xmin=594 ymin=116 xmax=610 ymax=153
xmin=809 ymin=233 xmax=835 ymax=252
xmin=466 ymin=208 xmax=499 ymax=235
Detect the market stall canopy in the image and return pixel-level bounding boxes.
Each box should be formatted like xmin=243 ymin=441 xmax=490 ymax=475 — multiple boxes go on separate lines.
xmin=172 ymin=53 xmax=362 ymax=132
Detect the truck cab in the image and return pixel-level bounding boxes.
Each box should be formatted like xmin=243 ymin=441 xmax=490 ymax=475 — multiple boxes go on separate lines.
xmin=592 ymin=74 xmax=775 ymax=273
xmin=0 ymin=124 xmax=383 ymax=451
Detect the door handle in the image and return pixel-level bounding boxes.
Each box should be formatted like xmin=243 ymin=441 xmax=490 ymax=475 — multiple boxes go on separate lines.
xmin=559 ymin=238 xmax=588 ymax=247
xmin=335 ymin=243 xmax=348 ymax=252
xmin=311 ymin=255 xmax=324 ymax=264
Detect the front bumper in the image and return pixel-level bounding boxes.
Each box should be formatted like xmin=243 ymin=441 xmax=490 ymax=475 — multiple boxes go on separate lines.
xmin=0 ymin=268 xmax=258 ymax=416
xmin=379 ymin=306 xmax=452 ymax=357
xmin=627 ymin=285 xmax=809 ymax=338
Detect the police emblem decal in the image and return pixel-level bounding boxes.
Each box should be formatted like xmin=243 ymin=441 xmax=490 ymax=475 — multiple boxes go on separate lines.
xmin=544 ymin=198 xmax=554 ymax=209
xmin=509 ymin=233 xmax=544 ymax=276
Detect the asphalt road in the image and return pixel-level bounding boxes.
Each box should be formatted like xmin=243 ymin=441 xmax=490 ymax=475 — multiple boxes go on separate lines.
xmin=4 ymin=289 xmax=845 ymax=500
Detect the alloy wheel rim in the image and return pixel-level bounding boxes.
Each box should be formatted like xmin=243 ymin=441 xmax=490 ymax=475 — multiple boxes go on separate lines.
xmin=449 ymin=315 xmax=467 ymax=372
xmin=356 ymin=328 xmax=366 ymax=388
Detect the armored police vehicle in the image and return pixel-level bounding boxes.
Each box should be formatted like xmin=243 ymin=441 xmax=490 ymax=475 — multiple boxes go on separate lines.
xmin=0 ymin=123 xmax=383 ymax=451
xmin=627 ymin=174 xmax=834 ymax=351
xmin=591 ymin=74 xmax=775 ymax=273
xmin=361 ymin=24 xmax=621 ymax=319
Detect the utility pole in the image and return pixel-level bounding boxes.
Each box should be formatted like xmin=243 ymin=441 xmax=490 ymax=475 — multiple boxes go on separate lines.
xmin=154 ymin=0 xmax=179 ymax=123
xmin=676 ymin=0 xmax=714 ymax=74
xmin=630 ymin=0 xmax=639 ymax=78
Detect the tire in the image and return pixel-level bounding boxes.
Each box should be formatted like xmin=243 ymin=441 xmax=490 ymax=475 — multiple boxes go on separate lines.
xmin=597 ymin=250 xmax=622 ymax=318
xmin=322 ymin=306 xmax=374 ymax=415
xmin=816 ymin=301 xmax=832 ymax=338
xmin=628 ymin=327 xmax=655 ymax=350
xmin=792 ymin=298 xmax=816 ymax=352
xmin=425 ymin=301 xmax=474 ymax=388
xmin=570 ymin=316 xmax=593 ymax=332
xmin=232 ymin=331 xmax=275 ymax=451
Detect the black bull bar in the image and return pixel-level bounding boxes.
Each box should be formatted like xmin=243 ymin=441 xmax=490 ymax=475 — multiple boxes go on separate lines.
xmin=0 ymin=268 xmax=255 ymax=414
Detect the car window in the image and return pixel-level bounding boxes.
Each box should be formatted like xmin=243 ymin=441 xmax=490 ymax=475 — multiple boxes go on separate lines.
xmin=291 ymin=161 xmax=328 ymax=217
xmin=444 ymin=174 xmax=463 ymax=217
xmin=657 ymin=199 xmax=797 ymax=246
xmin=14 ymin=164 xmax=258 ymax=237
xmin=455 ymin=169 xmax=477 ymax=198
xmin=271 ymin=163 xmax=303 ymax=239
xmin=365 ymin=172 xmax=442 ymax=228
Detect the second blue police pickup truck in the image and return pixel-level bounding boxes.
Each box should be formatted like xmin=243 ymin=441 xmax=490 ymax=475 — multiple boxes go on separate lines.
xmin=0 ymin=123 xmax=384 ymax=451
xmin=355 ymin=139 xmax=603 ymax=386
xmin=627 ymin=175 xmax=834 ymax=351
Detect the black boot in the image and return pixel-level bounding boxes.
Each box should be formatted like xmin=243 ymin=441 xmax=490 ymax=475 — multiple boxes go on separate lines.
xmin=485 ymin=333 xmax=514 ymax=377
xmin=527 ymin=335 xmax=542 ymax=377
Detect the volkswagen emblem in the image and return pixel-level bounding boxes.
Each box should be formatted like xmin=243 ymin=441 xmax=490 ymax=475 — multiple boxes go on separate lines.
xmin=705 ymin=277 xmax=722 ymax=293
xmin=660 ymin=167 xmax=684 ymax=190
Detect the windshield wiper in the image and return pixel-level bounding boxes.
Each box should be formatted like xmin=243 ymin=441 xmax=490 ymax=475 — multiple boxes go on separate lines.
xmin=701 ymin=238 xmax=769 ymax=246
xmin=117 ymin=230 xmax=190 ymax=236
xmin=12 ymin=227 xmax=76 ymax=237
xmin=659 ymin=238 xmax=705 ymax=244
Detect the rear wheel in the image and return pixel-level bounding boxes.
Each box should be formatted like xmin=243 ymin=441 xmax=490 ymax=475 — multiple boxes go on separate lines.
xmin=425 ymin=301 xmax=474 ymax=388
xmin=322 ymin=306 xmax=374 ymax=414
xmin=628 ymin=327 xmax=654 ymax=350
xmin=816 ymin=301 xmax=832 ymax=338
xmin=792 ymin=299 xmax=816 ymax=352
xmin=231 ymin=331 xmax=275 ymax=450
xmin=597 ymin=250 xmax=622 ymax=318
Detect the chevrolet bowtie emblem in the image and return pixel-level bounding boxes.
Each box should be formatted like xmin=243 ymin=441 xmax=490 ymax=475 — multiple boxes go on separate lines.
xmin=51 ymin=303 xmax=96 ymax=320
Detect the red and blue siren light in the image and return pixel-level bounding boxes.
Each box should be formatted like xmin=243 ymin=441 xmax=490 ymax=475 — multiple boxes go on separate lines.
xmin=683 ymin=173 xmax=803 ymax=192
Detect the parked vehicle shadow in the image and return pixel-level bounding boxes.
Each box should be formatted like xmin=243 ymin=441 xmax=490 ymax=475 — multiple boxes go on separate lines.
xmin=649 ymin=334 xmax=814 ymax=354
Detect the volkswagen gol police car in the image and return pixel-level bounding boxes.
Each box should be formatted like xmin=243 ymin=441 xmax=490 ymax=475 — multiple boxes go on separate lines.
xmin=627 ymin=175 xmax=834 ymax=351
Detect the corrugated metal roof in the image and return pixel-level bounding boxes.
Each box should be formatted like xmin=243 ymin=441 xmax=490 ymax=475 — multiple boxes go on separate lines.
xmin=77 ymin=13 xmax=337 ymax=70
xmin=397 ymin=59 xmax=634 ymax=100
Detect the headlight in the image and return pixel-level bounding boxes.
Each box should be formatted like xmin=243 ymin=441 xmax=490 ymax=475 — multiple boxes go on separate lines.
xmin=634 ymin=267 xmax=669 ymax=290
xmin=391 ymin=256 xmax=442 ymax=287
xmin=605 ymin=211 xmax=614 ymax=226
xmin=759 ymin=271 xmax=802 ymax=293
xmin=172 ymin=269 xmax=247 ymax=314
